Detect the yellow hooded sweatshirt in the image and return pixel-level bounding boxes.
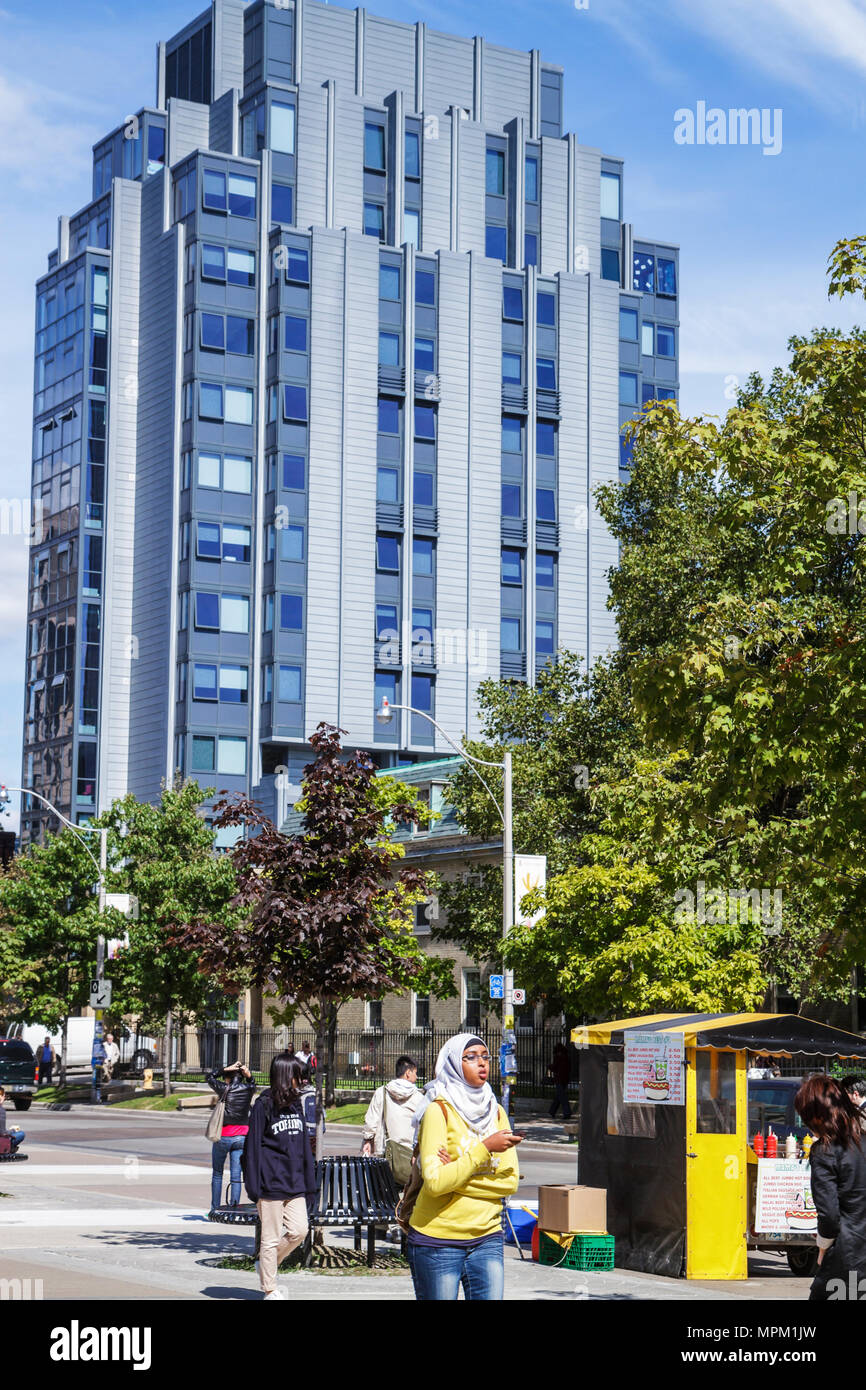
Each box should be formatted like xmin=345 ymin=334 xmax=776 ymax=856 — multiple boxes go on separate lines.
xmin=409 ymin=1099 xmax=520 ymax=1242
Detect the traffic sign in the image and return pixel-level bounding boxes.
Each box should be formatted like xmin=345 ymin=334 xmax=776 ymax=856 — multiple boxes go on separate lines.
xmin=512 ymin=989 xmax=526 ymax=1005
xmin=489 ymin=974 xmax=504 ymax=999
xmin=90 ymin=978 xmax=112 ymax=1008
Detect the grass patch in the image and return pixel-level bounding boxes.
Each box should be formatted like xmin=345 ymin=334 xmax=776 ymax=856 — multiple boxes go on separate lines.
xmin=109 ymin=1092 xmax=201 ymax=1111
xmin=31 ymin=1087 xmax=81 ymax=1104
xmin=216 ymin=1246 xmax=408 ymax=1276
xmin=325 ymin=1103 xmax=367 ymax=1125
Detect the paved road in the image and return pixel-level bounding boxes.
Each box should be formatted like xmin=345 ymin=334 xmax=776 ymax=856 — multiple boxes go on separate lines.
xmin=0 ymin=1105 xmax=812 ymax=1301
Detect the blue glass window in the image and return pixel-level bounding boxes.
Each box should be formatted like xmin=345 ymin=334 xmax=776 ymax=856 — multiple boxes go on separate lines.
xmin=377 ymin=467 xmax=399 ymax=502
xmin=619 ymin=372 xmax=638 ymax=406
xmin=537 ymin=293 xmax=555 ymax=326
xmin=657 ymin=258 xmax=677 ymax=296
xmin=657 ymin=387 xmax=676 ymax=401
xmin=619 ymin=434 xmax=635 ymax=475
xmin=195 ymin=592 xmax=220 ymax=630
xmin=226 ymin=317 xmax=254 ymax=355
xmin=486 ymin=148 xmax=505 ymax=195
xmin=229 ymin=174 xmax=257 ymax=218
xmin=415 ymin=270 xmax=435 ymax=305
xmin=619 ymin=307 xmax=638 ymax=340
xmin=414 ymin=404 xmax=436 ymax=439
xmin=191 ymin=736 xmax=215 ymax=772
xmin=283 ymin=454 xmax=305 ymax=490
xmin=227 ymin=248 xmax=255 ymax=286
xmin=536 ymin=421 xmax=556 ymax=456
xmin=222 ymin=525 xmax=250 ymax=563
xmin=501 ymin=549 xmax=522 ymax=585
xmin=375 ymin=670 xmax=398 ymax=712
xmin=601 ymin=248 xmax=620 ymax=282
xmin=220 ymin=665 xmax=248 ymax=703
xmin=501 ymin=483 xmax=522 ymax=517
xmin=272 ymin=182 xmax=293 ymax=225
xmin=200 ymin=383 xmax=223 ymax=419
xmin=536 ymin=621 xmax=555 ymax=656
xmin=525 ymin=156 xmax=538 ymax=202
xmin=536 ymin=553 xmax=555 ymax=588
xmin=201 ymin=313 xmax=224 ymax=350
xmin=413 ymin=538 xmax=434 ymax=576
xmin=279 ymin=525 xmax=304 ymax=561
xmin=279 ymin=666 xmax=302 ymax=702
xmin=524 ymin=233 xmax=538 ymax=268
xmin=537 ymin=358 xmax=556 ymax=390
xmin=283 ymin=385 xmax=307 ymax=422
xmin=285 ymin=246 xmax=309 ymax=283
xmin=502 ymin=416 xmax=523 ymax=452
xmin=536 ymin=488 xmax=556 ymax=521
xmin=380 ymin=265 xmax=400 ymax=300
xmin=642 ymin=383 xmax=655 ymax=405
xmin=376 ymin=604 xmax=398 ymax=641
xmin=486 ymin=225 xmax=507 ymax=263
xmin=193 ymin=664 xmax=218 ymax=701
xmin=412 ymin=607 xmax=433 ymax=637
xmin=378 ymin=398 xmax=400 ymax=433
xmin=202 ymin=244 xmax=226 ymax=280
xmin=415 ymin=338 xmax=435 ymax=372
xmin=633 ymin=252 xmax=654 ymax=293
xmin=365 ymin=123 xmax=386 ymax=171
xmin=377 ymin=535 xmax=400 ymax=571
xmin=414 ymin=472 xmax=434 ymax=507
xmin=364 ymin=203 xmax=385 ymax=239
xmin=379 ymin=332 xmax=400 ymax=366
xmin=503 ymin=286 xmax=523 ymax=320
xmin=280 ymin=594 xmax=303 ymax=629
xmin=197 ymin=522 xmax=221 ymax=559
xmin=502 ymin=353 xmax=522 ymax=384
xmin=600 ymin=172 xmax=621 ymax=220
xmin=285 ymin=317 xmax=307 ymax=352
xmin=501 ymin=618 xmax=521 ymax=652
xmin=656 ymin=325 xmax=675 ymax=357
xmin=412 ymin=674 xmax=434 ymax=712
xmin=405 ymin=131 xmax=421 ymax=179
xmin=203 ymin=169 xmax=227 ymax=211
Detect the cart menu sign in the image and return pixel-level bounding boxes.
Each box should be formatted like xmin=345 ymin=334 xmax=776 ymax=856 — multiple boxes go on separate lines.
xmin=755 ymin=1158 xmax=817 ymax=1235
xmin=623 ymin=1030 xmax=685 ymax=1105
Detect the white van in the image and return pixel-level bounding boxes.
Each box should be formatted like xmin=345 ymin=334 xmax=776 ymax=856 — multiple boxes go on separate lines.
xmin=18 ymin=1019 xmax=95 ymax=1070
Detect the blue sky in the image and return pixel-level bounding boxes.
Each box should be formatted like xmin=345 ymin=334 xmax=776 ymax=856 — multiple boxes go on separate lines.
xmin=0 ymin=0 xmax=864 ymax=824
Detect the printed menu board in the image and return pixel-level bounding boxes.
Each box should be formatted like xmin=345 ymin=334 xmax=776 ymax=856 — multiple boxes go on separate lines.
xmin=623 ymin=1030 xmax=685 ymax=1105
xmin=755 ymin=1158 xmax=816 ymax=1235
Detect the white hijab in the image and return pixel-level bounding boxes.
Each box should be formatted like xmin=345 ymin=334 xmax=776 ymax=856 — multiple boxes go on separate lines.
xmin=412 ymin=1033 xmax=500 ymax=1138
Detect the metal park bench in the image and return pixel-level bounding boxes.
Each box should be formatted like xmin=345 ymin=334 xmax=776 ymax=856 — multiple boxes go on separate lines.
xmin=208 ymin=1155 xmax=402 ymax=1268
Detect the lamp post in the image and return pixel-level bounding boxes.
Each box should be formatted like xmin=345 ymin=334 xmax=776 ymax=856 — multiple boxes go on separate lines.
xmin=1 ymin=785 xmax=109 ymax=1101
xmin=374 ymin=700 xmax=516 ymax=1110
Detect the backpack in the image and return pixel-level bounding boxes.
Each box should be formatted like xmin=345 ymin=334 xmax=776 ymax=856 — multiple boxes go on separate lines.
xmin=395 ymin=1098 xmax=449 ymax=1233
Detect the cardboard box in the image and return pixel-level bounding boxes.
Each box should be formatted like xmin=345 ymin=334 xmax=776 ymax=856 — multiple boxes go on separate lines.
xmin=538 ymin=1184 xmax=607 ymax=1235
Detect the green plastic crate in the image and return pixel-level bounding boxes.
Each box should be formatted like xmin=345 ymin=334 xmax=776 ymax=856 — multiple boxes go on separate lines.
xmin=539 ymin=1230 xmax=615 ymax=1271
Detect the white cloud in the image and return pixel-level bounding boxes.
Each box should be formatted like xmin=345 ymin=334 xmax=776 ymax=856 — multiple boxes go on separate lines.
xmin=0 ymin=70 xmax=100 ymax=190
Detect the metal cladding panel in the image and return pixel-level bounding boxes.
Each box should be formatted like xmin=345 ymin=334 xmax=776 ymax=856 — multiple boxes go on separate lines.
xmin=98 ymin=179 xmax=142 ymax=808
xmin=333 ymin=90 xmax=364 ymax=234
xmin=213 ymin=0 xmax=246 ymax=99
xmin=424 ymin=31 xmax=474 ymax=119
xmin=457 ymin=123 xmax=486 ymax=258
xmin=364 ymin=15 xmax=416 ymax=106
xmin=466 ymin=254 xmax=503 ymax=739
xmin=588 ymin=274 xmax=621 ymax=661
xmin=483 ymin=45 xmax=531 ymax=130
xmin=556 ymin=272 xmax=590 ymax=666
xmin=574 ymin=144 xmax=602 ymax=275
xmin=420 ymin=109 xmax=451 ymax=253
xmin=338 ymin=232 xmax=380 ymax=745
xmin=296 ymin=83 xmax=328 ymax=230
xmin=168 ymin=98 xmax=211 ymax=166
xmin=305 ymin=229 xmax=346 ymax=732
xmin=302 ymin=1 xmax=356 ymax=91
xmin=539 ymin=137 xmax=568 ymax=275
xmin=433 ymin=253 xmax=473 ymax=746
xmin=128 ymin=177 xmax=181 ymax=801
xmin=210 ymin=88 xmax=236 ymax=155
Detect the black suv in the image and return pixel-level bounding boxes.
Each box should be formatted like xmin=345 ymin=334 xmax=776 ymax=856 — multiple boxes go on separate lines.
xmin=0 ymin=1038 xmax=38 ymax=1110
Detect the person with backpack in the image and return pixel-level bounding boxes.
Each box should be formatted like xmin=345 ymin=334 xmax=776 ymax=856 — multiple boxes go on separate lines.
xmin=243 ymin=1052 xmax=316 ymax=1300
xmin=206 ymin=1060 xmax=257 ymax=1213
xmin=399 ymin=1033 xmax=523 ymax=1301
xmin=361 ymin=1054 xmax=421 ymax=1187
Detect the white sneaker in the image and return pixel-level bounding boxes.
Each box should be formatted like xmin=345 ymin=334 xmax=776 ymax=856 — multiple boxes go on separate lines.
xmin=264 ymin=1288 xmax=287 ymax=1300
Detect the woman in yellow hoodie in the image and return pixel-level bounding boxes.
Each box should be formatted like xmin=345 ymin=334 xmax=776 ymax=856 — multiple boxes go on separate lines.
xmin=407 ymin=1033 xmax=522 ymax=1300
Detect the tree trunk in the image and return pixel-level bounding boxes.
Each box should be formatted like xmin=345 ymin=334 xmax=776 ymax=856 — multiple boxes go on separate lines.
xmin=59 ymin=1015 xmax=68 ymax=1089
xmin=163 ymin=1009 xmax=173 ymax=1098
xmin=325 ymin=1002 xmax=338 ymax=1109
xmin=314 ymin=1008 xmax=326 ymax=1161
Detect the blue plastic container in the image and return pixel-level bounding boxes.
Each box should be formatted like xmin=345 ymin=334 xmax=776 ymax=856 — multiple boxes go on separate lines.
xmin=505 ymin=1200 xmax=538 ymax=1245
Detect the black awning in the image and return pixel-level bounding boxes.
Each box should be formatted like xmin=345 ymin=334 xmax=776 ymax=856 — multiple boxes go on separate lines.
xmin=692 ymin=1014 xmax=866 ymax=1059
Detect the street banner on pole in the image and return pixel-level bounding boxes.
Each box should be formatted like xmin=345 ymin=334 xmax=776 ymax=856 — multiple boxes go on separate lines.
xmin=514 ymin=855 xmax=546 ymax=926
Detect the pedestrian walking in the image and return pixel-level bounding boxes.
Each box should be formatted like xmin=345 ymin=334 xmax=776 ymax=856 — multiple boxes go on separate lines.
xmin=37 ymin=1037 xmax=56 ymax=1088
xmin=400 ymin=1033 xmax=522 ymax=1301
xmin=362 ymin=1055 xmax=421 ymax=1187
xmin=0 ymin=1088 xmax=25 ymax=1154
xmin=548 ymin=1043 xmax=572 ymax=1121
xmin=840 ymin=1075 xmax=866 ymax=1131
xmin=102 ymin=1033 xmax=120 ymax=1086
xmin=795 ymin=1074 xmax=866 ymax=1301
xmin=206 ymin=1061 xmax=257 ymax=1214
xmin=297 ymin=1062 xmax=318 ymax=1159
xmin=242 ymin=1052 xmax=316 ymax=1300
xmin=294 ymin=1043 xmax=315 ymax=1072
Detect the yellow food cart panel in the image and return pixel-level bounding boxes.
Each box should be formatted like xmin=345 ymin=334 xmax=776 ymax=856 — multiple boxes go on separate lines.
xmin=686 ymin=1046 xmax=748 ymax=1279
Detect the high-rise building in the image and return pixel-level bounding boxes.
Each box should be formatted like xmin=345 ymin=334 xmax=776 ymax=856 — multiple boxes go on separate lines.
xmin=21 ymin=0 xmax=678 ymax=842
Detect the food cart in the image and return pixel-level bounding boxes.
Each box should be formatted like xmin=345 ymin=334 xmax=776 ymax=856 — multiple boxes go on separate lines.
xmin=572 ymin=1012 xmax=866 ymax=1280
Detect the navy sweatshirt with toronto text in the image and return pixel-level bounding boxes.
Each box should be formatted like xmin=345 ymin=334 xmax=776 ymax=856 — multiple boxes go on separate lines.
xmin=242 ymin=1091 xmax=316 ymax=1203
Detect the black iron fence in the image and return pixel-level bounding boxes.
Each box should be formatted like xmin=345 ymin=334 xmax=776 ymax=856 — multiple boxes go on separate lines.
xmin=119 ymin=1024 xmax=577 ymax=1097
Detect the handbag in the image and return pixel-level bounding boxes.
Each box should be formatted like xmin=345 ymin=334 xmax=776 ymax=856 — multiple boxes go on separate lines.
xmin=385 ymin=1137 xmax=414 ymax=1187
xmin=206 ymin=1087 xmax=226 ymax=1143
xmin=395 ymin=1099 xmax=449 ymax=1233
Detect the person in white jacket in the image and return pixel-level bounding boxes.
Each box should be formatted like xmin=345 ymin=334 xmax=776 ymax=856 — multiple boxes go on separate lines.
xmin=362 ymin=1056 xmax=422 ymax=1170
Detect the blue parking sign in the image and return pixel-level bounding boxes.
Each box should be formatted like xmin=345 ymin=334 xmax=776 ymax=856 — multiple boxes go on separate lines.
xmin=489 ymin=974 xmax=504 ymax=999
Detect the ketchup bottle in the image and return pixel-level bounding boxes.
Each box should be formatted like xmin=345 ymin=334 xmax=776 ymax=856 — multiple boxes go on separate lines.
xmin=766 ymin=1129 xmax=778 ymax=1158
xmin=753 ymin=1133 xmax=765 ymax=1157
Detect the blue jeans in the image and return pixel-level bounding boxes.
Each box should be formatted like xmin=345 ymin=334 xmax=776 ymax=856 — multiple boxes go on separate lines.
xmin=211 ymin=1136 xmax=246 ymax=1210
xmin=9 ymin=1130 xmax=24 ymax=1151
xmin=408 ymin=1233 xmax=505 ymax=1301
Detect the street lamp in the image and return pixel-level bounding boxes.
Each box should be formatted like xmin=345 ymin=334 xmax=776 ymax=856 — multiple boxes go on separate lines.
xmin=2 ymin=785 xmax=109 ymax=1102
xmin=375 ymin=700 xmax=517 ymax=1109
